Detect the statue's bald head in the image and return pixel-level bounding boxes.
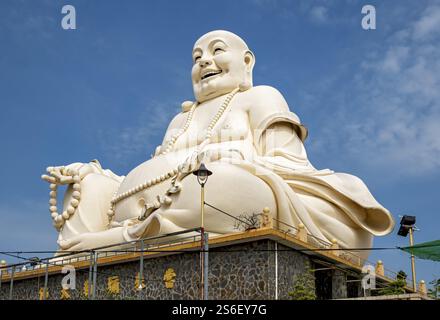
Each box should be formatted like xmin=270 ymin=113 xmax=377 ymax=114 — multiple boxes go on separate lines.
xmin=191 ymin=30 xmax=255 ymax=102
xmin=193 ymin=30 xmax=250 ymax=52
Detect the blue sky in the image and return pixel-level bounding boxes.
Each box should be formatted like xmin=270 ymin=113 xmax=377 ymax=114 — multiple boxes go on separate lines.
xmin=0 ymin=0 xmax=439 ymax=289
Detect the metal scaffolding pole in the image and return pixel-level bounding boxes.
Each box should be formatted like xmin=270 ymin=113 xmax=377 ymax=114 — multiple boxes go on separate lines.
xmin=275 ymin=242 xmax=278 ymax=300
xmin=43 ymin=263 xmax=49 ymax=300
xmin=92 ymin=251 xmax=98 ymax=299
xmin=200 ymin=229 xmax=204 ymax=300
xmin=199 ymin=184 xmax=205 ymax=300
xmin=139 ymin=239 xmax=144 ymax=295
xmin=409 ymin=228 xmax=417 ymax=291
xmin=88 ymin=251 xmax=93 ymax=299
xmin=203 ymin=232 xmax=209 ymax=300
xmin=9 ymin=266 xmax=15 ymax=300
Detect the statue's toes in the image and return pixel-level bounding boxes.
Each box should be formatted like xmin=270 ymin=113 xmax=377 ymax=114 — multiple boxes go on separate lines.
xmin=58 ymin=237 xmax=81 ymax=250
xmin=58 ymin=239 xmax=70 ymax=250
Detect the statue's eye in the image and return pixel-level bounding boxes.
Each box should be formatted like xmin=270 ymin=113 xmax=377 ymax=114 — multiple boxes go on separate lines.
xmin=214 ymin=47 xmax=224 ymax=54
xmin=194 ymin=56 xmax=201 ymax=63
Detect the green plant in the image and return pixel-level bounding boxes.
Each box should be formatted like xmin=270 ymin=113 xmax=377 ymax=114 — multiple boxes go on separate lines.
xmin=396 ymin=270 xmax=407 ymax=280
xmin=105 ymin=289 xmax=120 ymax=300
xmin=288 ymin=269 xmax=316 ymax=300
xmin=377 ymin=271 xmax=407 ymax=296
xmin=233 ymin=212 xmax=261 ymax=231
xmin=428 ymin=278 xmax=439 ymax=300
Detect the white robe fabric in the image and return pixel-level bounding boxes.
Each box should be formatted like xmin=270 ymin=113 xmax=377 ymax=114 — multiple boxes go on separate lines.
xmin=243 ymin=111 xmax=395 ymax=249
xmin=58 ymin=111 xmax=395 ymax=258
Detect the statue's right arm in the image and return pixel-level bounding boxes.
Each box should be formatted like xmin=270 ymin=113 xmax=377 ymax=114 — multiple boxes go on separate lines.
xmin=42 ymin=159 xmax=124 ymax=185
xmin=58 ymin=216 xmax=158 ymax=251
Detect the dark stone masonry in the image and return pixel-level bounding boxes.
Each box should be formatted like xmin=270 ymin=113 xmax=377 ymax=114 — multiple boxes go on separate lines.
xmin=0 ymin=239 xmax=354 ymax=300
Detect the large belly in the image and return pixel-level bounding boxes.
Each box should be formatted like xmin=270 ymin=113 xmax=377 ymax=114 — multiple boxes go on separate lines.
xmin=113 ymin=138 xmax=255 ymax=222
xmin=114 ymin=151 xmax=188 ymax=221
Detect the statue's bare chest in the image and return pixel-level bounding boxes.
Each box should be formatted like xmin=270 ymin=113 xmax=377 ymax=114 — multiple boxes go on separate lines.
xmin=176 ymin=101 xmax=250 ymax=147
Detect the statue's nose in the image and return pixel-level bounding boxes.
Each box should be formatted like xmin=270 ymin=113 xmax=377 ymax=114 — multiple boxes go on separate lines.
xmin=199 ymin=58 xmax=212 ymax=68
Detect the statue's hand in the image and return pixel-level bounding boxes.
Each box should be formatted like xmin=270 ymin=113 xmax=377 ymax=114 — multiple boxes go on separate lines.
xmin=41 ymin=162 xmax=96 ymax=185
xmin=179 ymin=149 xmax=211 ymax=174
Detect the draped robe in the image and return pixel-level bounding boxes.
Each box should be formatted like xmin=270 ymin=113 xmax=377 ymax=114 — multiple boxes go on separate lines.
xmin=58 ymin=87 xmax=395 ymax=258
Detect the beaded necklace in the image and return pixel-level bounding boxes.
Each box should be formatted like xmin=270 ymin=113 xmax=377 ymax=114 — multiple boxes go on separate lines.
xmin=106 ymin=88 xmax=240 ymax=222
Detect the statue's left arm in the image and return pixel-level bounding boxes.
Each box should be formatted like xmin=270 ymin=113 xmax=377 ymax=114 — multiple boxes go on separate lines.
xmin=247 ymin=86 xmax=395 ymax=238
xmin=247 ymin=86 xmax=315 ymax=172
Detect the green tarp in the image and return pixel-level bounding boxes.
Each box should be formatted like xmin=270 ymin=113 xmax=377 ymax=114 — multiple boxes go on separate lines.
xmin=400 ymin=240 xmax=440 ymax=262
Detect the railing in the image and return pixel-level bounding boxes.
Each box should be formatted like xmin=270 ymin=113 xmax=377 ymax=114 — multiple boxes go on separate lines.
xmin=1 ymin=228 xmax=209 ymax=300
xmin=1 ymin=219 xmax=414 ymax=291
xmin=0 ymin=228 xmax=203 ymax=278
xmin=271 ymin=217 xmax=299 ymax=236
xmin=269 ymin=217 xmax=413 ymax=288
xmin=363 ymin=256 xmax=414 ymax=289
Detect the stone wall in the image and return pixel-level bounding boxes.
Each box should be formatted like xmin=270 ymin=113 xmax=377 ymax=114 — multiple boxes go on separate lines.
xmin=332 ymin=269 xmax=347 ymax=299
xmin=272 ymin=242 xmax=313 ymax=299
xmin=0 ymin=239 xmax=350 ymax=300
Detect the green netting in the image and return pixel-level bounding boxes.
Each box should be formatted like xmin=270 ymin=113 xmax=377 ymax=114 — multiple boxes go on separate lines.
xmin=400 ymin=240 xmax=440 ymax=262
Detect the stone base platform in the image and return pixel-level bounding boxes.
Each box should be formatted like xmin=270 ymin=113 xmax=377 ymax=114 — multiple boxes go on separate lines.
xmin=0 ymin=228 xmax=413 ymax=300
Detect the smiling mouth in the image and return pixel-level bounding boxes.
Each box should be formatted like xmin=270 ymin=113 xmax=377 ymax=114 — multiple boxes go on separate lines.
xmin=201 ymin=70 xmax=222 ymax=80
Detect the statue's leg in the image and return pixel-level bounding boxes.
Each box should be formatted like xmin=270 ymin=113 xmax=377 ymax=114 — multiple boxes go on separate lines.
xmin=152 ymin=161 xmax=277 ymax=235
xmin=59 ymin=173 xmax=120 ymax=242
xmin=296 ymin=191 xmax=373 ymax=260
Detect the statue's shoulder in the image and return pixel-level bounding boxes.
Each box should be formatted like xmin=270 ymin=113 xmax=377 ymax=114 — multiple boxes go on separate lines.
xmin=165 ymin=101 xmax=197 ymax=131
xmin=163 ymin=109 xmax=186 ymax=133
xmin=247 ymin=85 xmax=284 ymax=97
xmin=245 ymin=85 xmax=290 ymax=127
xmin=245 ymin=86 xmax=307 ymax=140
xmin=181 ymin=100 xmax=194 ymax=113
xmin=244 ymin=85 xmax=289 ymax=111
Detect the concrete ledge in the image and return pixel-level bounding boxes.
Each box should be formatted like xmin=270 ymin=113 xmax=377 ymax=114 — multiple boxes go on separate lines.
xmin=1 ymin=228 xmax=361 ymax=282
xmin=0 ymin=227 xmax=412 ymax=291
xmin=339 ymin=293 xmax=431 ymax=300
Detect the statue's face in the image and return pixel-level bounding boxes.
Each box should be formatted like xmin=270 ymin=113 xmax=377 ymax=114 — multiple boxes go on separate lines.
xmin=192 ymin=31 xmax=254 ymax=102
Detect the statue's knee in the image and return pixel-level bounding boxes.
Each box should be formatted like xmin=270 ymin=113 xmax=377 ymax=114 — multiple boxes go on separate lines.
xmin=204 ymin=163 xmax=277 ymax=210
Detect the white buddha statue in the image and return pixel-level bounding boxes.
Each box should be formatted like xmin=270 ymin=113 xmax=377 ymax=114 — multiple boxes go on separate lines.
xmin=42 ymin=30 xmax=394 ymax=259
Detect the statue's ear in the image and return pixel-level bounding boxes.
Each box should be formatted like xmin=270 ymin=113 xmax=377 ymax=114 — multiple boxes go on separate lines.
xmin=244 ymin=50 xmax=255 ymax=72
xmin=240 ymin=50 xmax=255 ymax=91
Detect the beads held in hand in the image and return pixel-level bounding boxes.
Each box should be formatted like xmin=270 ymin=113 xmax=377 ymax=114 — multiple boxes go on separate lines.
xmin=45 ymin=170 xmax=82 ymax=231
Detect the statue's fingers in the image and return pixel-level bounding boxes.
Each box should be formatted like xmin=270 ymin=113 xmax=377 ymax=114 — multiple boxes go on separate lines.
xmin=59 ymin=176 xmax=74 ymax=184
xmin=63 ymin=166 xmax=77 ymax=176
xmin=41 ymin=174 xmax=57 ymax=183
xmin=50 ymin=166 xmax=63 ymax=175
xmin=50 ymin=170 xmax=63 ymax=181
xmin=192 ymin=151 xmax=200 ymax=163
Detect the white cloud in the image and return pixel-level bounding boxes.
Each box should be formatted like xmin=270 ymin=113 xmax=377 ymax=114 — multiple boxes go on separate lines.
xmin=307 ymin=5 xmax=440 ymax=178
xmin=381 ymin=46 xmax=409 ymax=73
xmin=310 ymin=6 xmax=328 ymax=23
xmin=98 ymin=100 xmax=180 ymax=165
xmin=413 ymin=5 xmax=440 ymax=40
